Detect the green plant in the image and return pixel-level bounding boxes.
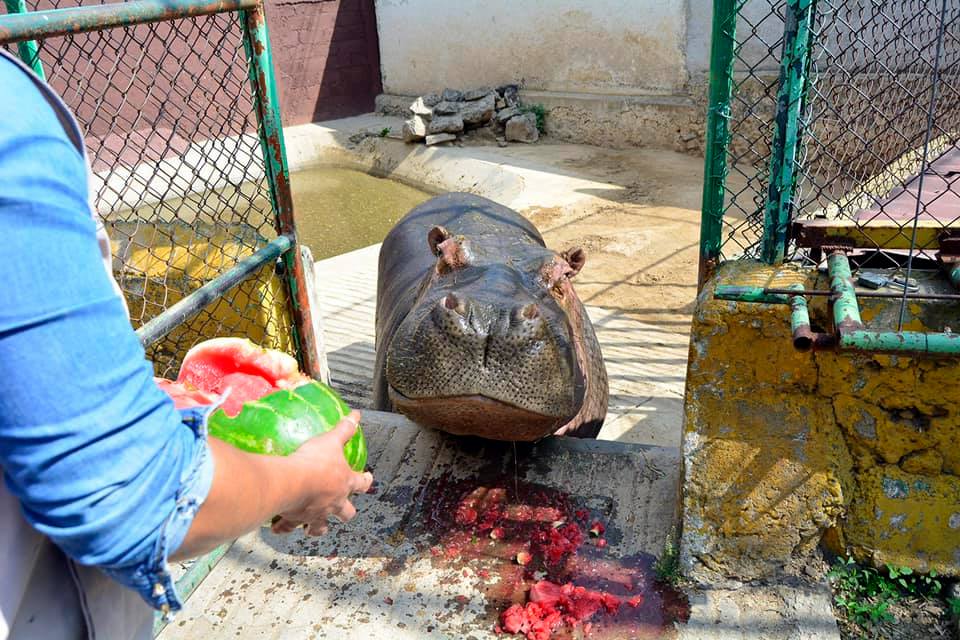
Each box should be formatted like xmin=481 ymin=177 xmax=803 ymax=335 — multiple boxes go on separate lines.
xmin=948 ymin=596 xmax=960 ymax=617
xmin=827 ymin=556 xmax=946 ymax=630
xmin=379 ymin=127 xmax=391 ymax=137
xmin=519 ymin=103 xmax=548 ymax=134
xmin=654 ymin=530 xmax=680 ymax=584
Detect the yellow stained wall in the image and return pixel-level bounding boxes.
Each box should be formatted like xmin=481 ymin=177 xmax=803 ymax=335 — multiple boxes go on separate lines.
xmin=681 ymin=261 xmax=960 ymax=581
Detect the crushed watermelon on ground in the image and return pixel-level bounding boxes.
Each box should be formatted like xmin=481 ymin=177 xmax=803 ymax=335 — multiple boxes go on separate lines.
xmin=419 ymin=475 xmax=684 ymax=639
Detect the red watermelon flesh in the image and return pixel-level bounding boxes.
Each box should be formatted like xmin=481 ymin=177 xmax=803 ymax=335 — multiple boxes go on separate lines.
xmin=162 ymin=338 xmax=310 ymax=417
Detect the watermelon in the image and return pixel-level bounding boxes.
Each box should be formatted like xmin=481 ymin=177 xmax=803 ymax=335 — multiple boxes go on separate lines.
xmin=155 ymin=338 xmax=367 ymax=471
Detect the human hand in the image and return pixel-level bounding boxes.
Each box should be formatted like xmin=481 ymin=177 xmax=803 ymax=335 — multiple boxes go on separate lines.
xmin=270 ymin=410 xmax=374 ymax=536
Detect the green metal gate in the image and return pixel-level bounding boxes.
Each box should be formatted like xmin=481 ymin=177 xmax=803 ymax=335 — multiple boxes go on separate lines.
xmin=699 ymin=0 xmax=960 ymax=354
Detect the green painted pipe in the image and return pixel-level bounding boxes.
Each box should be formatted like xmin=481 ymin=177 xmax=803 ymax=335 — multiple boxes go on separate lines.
xmin=713 ymin=285 xmax=792 ymax=305
xmin=949 ymin=264 xmax=960 ymax=290
xmin=840 ymin=330 xmax=960 ymax=354
xmin=827 ymin=252 xmax=863 ymax=329
xmin=761 ymin=0 xmax=815 ymax=265
xmin=3 ymin=0 xmax=44 ymax=78
xmin=697 ymin=0 xmax=737 ymax=289
xmin=0 ymin=0 xmax=258 ymax=45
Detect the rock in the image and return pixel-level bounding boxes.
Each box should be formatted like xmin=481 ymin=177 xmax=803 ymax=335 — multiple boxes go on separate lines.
xmin=505 ymin=113 xmax=539 ymax=143
xmin=495 ymin=106 xmax=521 ymax=124
xmin=385 ymin=128 xmax=405 ymax=140
xmin=497 ymin=137 xmax=508 ymax=148
xmin=422 ymin=93 xmax=442 ymax=107
xmin=427 ymin=114 xmax=464 ymax=135
xmin=498 ymin=84 xmax=520 ymax=107
xmin=441 ymin=88 xmax=463 ymax=102
xmin=461 ymin=93 xmax=496 ymax=126
xmin=409 ymin=97 xmax=434 ymax=119
xmin=425 ymin=133 xmax=457 ymax=146
xmin=433 ymin=101 xmax=460 ymax=115
xmin=462 ymin=86 xmax=493 ymax=101
xmin=402 ymin=115 xmax=428 ymax=142
xmin=496 ymin=97 xmax=506 ymax=110
xmin=462 ymin=125 xmax=498 ymax=144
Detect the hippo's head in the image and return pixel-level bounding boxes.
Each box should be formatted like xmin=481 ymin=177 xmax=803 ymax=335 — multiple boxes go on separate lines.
xmin=385 ymin=224 xmax=589 ymax=440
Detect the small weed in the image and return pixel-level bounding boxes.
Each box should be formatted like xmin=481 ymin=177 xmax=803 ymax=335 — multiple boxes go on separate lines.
xmin=379 ymin=127 xmax=391 ymax=137
xmin=654 ymin=528 xmax=680 ymax=584
xmin=519 ymin=103 xmax=548 ymax=134
xmin=827 ymin=556 xmax=945 ymax=630
xmin=948 ymin=596 xmax=960 ymax=617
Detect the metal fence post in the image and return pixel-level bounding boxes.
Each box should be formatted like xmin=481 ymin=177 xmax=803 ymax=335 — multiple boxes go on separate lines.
xmin=240 ymin=2 xmax=324 ymax=380
xmin=3 ymin=0 xmax=44 ymax=78
xmin=761 ymin=0 xmax=814 ymax=264
xmin=698 ymin=0 xmax=738 ymax=290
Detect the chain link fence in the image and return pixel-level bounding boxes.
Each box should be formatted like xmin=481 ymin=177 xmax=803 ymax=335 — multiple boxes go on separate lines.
xmin=2 ymin=0 xmax=298 ymax=378
xmin=707 ymin=0 xmax=960 ymax=269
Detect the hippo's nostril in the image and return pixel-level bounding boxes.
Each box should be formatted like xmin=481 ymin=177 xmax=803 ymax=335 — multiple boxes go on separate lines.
xmin=521 ymin=303 xmax=540 ymax=320
xmin=442 ymin=293 xmax=467 ymax=316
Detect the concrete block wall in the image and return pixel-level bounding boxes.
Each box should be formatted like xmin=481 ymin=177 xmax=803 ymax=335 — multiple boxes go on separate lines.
xmin=681 ymin=261 xmax=960 ymax=583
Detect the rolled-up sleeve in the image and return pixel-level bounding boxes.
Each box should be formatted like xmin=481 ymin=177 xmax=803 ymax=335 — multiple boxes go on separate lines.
xmin=0 ymin=60 xmax=213 ymax=613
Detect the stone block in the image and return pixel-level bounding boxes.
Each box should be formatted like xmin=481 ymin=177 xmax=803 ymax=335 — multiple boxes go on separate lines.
xmin=505 ymin=112 xmax=539 ymax=143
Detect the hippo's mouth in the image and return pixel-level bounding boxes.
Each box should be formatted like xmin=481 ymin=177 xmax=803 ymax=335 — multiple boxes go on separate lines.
xmin=388 ymin=387 xmax=567 ymax=442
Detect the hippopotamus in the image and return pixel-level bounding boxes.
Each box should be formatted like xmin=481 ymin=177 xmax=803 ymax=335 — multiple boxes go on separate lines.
xmin=373 ymin=192 xmax=608 ymax=441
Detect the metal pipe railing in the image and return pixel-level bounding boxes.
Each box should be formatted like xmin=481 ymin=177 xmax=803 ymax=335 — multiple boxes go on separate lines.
xmin=712 ymin=255 xmax=960 ymax=356
xmin=0 ymin=0 xmax=258 ymax=44
xmin=136 ymin=234 xmax=292 ymax=347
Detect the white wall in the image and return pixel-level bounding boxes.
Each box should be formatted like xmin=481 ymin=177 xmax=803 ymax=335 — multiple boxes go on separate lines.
xmin=375 ymin=0 xmax=689 ymax=96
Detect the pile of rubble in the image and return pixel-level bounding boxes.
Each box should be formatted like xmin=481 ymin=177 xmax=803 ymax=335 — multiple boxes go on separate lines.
xmin=401 ymin=85 xmax=540 ymax=146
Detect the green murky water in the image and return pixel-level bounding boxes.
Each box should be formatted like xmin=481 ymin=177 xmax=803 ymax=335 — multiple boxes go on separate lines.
xmin=291 ymin=167 xmax=431 ymax=259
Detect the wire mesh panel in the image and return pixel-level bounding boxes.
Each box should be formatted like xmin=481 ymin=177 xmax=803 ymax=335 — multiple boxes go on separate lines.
xmin=796 ymin=0 xmax=960 ymax=266
xmin=1 ymin=1 xmax=297 ymax=378
xmin=705 ymin=0 xmax=960 ymax=269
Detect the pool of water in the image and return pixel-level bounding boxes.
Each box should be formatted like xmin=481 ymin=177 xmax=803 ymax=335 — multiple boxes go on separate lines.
xmin=291 ymin=167 xmax=432 ymax=260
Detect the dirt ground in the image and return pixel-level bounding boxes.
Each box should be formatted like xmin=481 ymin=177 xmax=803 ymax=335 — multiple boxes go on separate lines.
xmin=519 ymin=147 xmax=705 ymax=334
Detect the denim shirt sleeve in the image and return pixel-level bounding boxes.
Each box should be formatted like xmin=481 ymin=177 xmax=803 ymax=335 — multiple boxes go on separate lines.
xmin=0 ymin=59 xmax=215 ymax=614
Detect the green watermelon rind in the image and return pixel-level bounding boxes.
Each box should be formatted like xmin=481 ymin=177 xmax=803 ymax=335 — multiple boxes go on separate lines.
xmin=208 ymin=381 xmax=368 ymax=472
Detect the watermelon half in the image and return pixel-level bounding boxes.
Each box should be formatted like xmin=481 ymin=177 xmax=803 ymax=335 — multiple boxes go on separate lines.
xmin=155 ymin=338 xmax=367 ymax=471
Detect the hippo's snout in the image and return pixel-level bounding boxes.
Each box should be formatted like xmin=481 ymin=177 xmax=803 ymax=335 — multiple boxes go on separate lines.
xmin=385 ymin=287 xmax=583 ymax=437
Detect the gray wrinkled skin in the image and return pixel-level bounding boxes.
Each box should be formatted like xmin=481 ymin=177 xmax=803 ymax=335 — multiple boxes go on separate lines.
xmin=373 ymin=193 xmax=607 ymax=440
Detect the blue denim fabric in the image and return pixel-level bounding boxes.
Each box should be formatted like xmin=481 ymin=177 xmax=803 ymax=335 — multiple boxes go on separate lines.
xmin=0 ymin=56 xmax=215 ymax=613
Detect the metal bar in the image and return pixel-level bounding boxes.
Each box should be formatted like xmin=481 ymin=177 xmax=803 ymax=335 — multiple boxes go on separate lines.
xmin=0 ymin=0 xmax=258 ymax=45
xmin=697 ymin=0 xmax=738 ymax=290
xmin=897 ymin=0 xmax=949 ymax=331
xmin=715 ymin=284 xmax=960 ymax=303
xmin=241 ymin=4 xmax=324 ymax=380
xmin=152 ymin=543 xmax=233 ymax=636
xmin=787 ymin=285 xmax=835 ymax=352
xmin=949 ymin=264 xmax=960 ymax=291
xmin=137 ymin=235 xmax=292 ymax=347
xmin=761 ymin=0 xmax=814 ymax=265
xmin=2 ymin=0 xmax=44 ymax=78
xmin=839 ymin=330 xmax=960 ymax=355
xmin=792 ymin=218 xmax=946 ymax=250
xmin=827 ymin=252 xmax=863 ymax=330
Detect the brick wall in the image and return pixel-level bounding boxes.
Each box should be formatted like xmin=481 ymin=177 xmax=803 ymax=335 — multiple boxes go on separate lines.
xmin=267 ymin=0 xmax=382 ymax=125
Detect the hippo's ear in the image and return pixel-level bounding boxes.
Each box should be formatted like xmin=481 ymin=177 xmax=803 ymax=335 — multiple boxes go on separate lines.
xmin=561 ymin=247 xmax=586 ymax=278
xmin=428 ymin=226 xmax=451 ymax=256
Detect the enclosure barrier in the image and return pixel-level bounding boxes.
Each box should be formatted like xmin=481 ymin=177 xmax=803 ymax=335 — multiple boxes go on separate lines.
xmin=699 ymin=0 xmax=960 ymax=354
xmin=1 ymin=0 xmax=321 ymax=630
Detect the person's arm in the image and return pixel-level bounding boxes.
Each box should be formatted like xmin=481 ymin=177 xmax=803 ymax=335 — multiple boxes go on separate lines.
xmin=174 ymin=412 xmax=373 ymax=559
xmin=0 ymin=59 xmax=370 ymax=613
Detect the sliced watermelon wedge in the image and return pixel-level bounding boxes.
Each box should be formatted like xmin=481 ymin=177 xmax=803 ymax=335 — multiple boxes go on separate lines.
xmin=155 ymin=338 xmax=367 ymax=471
